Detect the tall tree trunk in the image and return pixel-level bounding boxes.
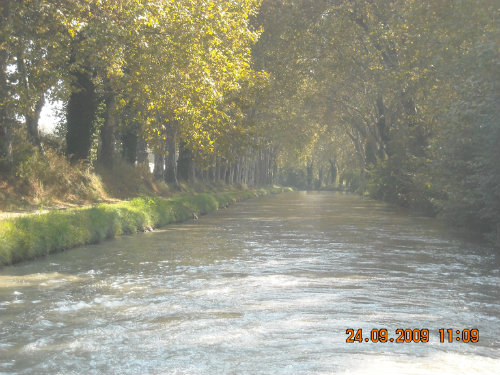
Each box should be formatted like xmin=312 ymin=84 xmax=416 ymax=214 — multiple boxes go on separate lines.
xmin=194 ymin=166 xmax=201 ymax=181
xmin=317 ymin=167 xmax=323 ymax=189
xmin=25 ymin=95 xmax=45 ymax=152
xmin=215 ymin=159 xmax=222 ymax=181
xmin=121 ymin=123 xmax=138 ymax=165
xmin=265 ymin=148 xmax=271 ymax=185
xmin=232 ymin=160 xmax=238 ymax=184
xmin=209 ymin=164 xmax=216 ymax=183
xmin=153 ymin=143 xmax=165 ymax=181
xmin=241 ymin=158 xmax=246 ymax=184
xmin=136 ymin=136 xmax=148 ymax=165
xmin=329 ymin=158 xmax=337 ymax=185
xmin=346 ymin=129 xmax=366 ymax=175
xmin=190 ymin=163 xmax=196 ymax=181
xmin=220 ymin=162 xmax=227 ymax=183
xmin=376 ymin=95 xmax=388 ymax=158
xmin=0 ymin=123 xmax=13 ymax=173
xmin=0 ymin=33 xmax=13 ymax=172
xmin=165 ymin=124 xmax=178 ymax=186
xmin=66 ymin=67 xmax=97 ymax=162
xmin=241 ymin=157 xmax=247 ymax=185
xmin=270 ymin=146 xmax=277 ymax=185
xmin=306 ymin=161 xmax=314 ymax=189
xmin=98 ymin=90 xmax=116 ymax=169
xmin=177 ymin=139 xmax=193 ymax=182
xmin=17 ymin=54 xmax=44 ymax=151
xmin=228 ymin=163 xmax=234 ymax=184
xmin=255 ymin=151 xmax=261 ymax=185
xmin=249 ymin=158 xmax=254 ymax=185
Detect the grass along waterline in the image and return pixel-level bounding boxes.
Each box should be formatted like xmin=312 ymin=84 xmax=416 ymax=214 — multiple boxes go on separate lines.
xmin=0 ymin=187 xmax=291 ymax=266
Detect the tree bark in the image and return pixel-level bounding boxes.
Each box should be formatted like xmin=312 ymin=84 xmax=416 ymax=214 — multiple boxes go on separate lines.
xmin=121 ymin=123 xmax=139 ymax=165
xmin=165 ymin=124 xmax=178 ymax=186
xmin=17 ymin=54 xmax=44 ymax=151
xmin=306 ymin=161 xmax=314 ymax=189
xmin=136 ymin=136 xmax=148 ymax=165
xmin=233 ymin=160 xmax=239 ymax=184
xmin=318 ymin=167 xmax=323 ymax=189
xmin=177 ymin=139 xmax=193 ymax=182
xmin=329 ymin=158 xmax=337 ymax=185
xmin=0 ymin=20 xmax=13 ymax=172
xmin=215 ymin=159 xmax=222 ymax=181
xmin=66 ymin=67 xmax=97 ymax=162
xmin=98 ymin=89 xmax=116 ymax=169
xmin=210 ymin=165 xmax=216 ymax=183
xmin=153 ymin=145 xmax=165 ymax=181
xmin=25 ymin=95 xmax=45 ymax=151
xmin=228 ymin=163 xmax=234 ymax=184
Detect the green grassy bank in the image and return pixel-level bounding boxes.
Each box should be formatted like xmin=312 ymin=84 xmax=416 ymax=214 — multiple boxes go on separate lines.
xmin=0 ymin=187 xmax=291 ymax=266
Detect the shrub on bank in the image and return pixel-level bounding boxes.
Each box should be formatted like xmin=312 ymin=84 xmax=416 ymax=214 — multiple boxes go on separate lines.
xmin=0 ymin=187 xmax=291 ymax=266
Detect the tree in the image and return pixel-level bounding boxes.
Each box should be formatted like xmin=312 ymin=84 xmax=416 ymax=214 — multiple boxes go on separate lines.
xmin=129 ymin=0 xmax=262 ymax=183
xmin=1 ymin=0 xmax=71 ymax=165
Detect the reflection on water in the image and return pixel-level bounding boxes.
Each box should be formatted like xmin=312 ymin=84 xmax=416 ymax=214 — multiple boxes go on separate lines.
xmin=1 ymin=192 xmax=499 ymax=374
xmin=0 ymin=272 xmax=84 ymax=288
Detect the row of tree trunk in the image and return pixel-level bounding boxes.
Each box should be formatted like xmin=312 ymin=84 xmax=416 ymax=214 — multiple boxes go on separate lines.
xmin=152 ymin=142 xmax=277 ymax=187
xmin=62 ymin=69 xmax=276 ymax=187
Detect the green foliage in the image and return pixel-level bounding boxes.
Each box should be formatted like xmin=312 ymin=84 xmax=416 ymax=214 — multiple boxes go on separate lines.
xmin=367 ymin=154 xmax=431 ymax=211
xmin=1 ymin=0 xmax=266 ymax=180
xmin=427 ymin=21 xmax=500 ymax=233
xmin=1 ymin=0 xmax=498 ymax=246
xmin=253 ymin=0 xmax=498 ymax=242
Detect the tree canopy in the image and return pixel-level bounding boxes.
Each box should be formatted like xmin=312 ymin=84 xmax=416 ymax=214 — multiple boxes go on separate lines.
xmin=1 ymin=0 xmax=498 ymax=242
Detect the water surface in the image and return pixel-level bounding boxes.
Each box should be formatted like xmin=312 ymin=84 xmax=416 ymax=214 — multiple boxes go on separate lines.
xmin=1 ymin=192 xmax=499 ymax=374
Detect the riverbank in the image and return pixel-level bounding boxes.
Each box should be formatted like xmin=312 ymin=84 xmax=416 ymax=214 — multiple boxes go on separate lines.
xmin=0 ymin=186 xmax=291 ymax=267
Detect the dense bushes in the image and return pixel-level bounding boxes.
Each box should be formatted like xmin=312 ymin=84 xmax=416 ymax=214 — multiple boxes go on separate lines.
xmin=0 ymin=187 xmax=290 ymax=266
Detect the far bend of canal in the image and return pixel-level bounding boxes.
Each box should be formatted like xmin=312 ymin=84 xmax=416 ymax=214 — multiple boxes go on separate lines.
xmin=1 ymin=192 xmax=499 ymax=375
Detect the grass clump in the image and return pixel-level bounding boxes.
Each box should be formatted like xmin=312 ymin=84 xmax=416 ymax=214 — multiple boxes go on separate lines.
xmin=15 ymin=149 xmax=109 ymax=207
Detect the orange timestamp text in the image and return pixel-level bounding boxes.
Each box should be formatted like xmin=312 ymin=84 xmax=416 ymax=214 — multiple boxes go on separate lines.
xmin=346 ymin=328 xmax=479 ymax=343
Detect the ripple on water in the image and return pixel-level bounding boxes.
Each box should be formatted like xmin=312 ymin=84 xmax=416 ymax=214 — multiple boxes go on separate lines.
xmin=0 ymin=192 xmax=499 ymax=375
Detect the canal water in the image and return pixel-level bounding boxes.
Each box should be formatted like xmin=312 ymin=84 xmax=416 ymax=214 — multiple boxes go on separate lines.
xmin=1 ymin=192 xmax=499 ymax=374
